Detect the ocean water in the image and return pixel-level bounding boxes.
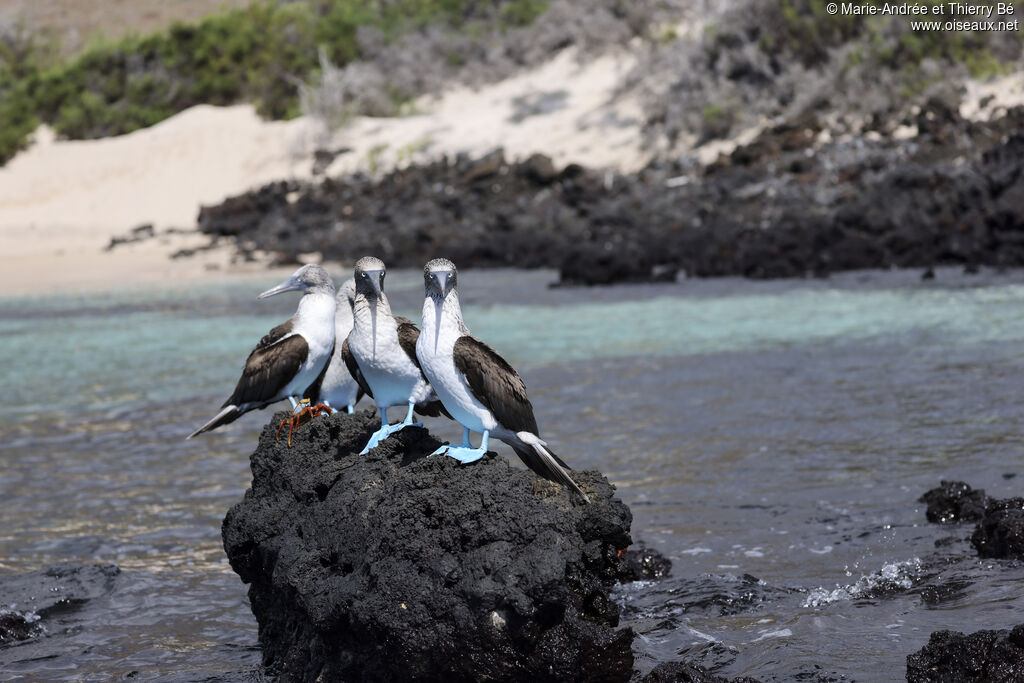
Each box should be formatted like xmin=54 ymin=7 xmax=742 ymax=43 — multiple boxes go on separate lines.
xmin=2 ymin=267 xmax=1024 ymax=680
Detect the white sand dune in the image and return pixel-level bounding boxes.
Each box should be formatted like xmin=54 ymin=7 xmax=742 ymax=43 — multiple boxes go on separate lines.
xmin=0 ymin=47 xmax=645 ymax=295
xmin=1 ymin=37 xmax=1019 ymax=296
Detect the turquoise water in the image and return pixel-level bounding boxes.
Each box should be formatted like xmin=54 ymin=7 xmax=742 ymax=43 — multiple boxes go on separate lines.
xmin=4 ymin=269 xmax=1024 ymax=423
xmin=2 ymin=267 xmax=1024 ymax=680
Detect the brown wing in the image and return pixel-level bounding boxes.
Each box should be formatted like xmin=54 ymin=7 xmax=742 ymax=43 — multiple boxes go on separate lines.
xmin=303 ymin=341 xmax=335 ymax=403
xmin=394 ymin=316 xmax=422 ymax=370
xmin=341 ymin=336 xmax=373 ymax=399
xmin=226 ymin=334 xmax=308 ymax=407
xmin=256 ymin=319 xmax=294 ymax=350
xmin=394 ymin=317 xmax=451 ymax=419
xmin=453 ymin=336 xmax=538 ymax=435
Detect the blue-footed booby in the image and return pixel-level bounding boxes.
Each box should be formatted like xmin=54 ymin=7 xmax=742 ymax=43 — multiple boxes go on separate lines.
xmin=187 ymin=264 xmax=337 ymax=439
xmin=345 ymin=256 xmax=448 ymax=454
xmin=304 ymin=278 xmax=362 ymax=414
xmin=415 ymin=258 xmax=589 ymax=502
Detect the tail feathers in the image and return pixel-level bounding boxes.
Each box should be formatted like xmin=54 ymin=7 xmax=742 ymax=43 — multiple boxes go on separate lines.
xmin=187 ymin=404 xmax=243 ymax=439
xmin=513 ymin=432 xmax=590 ymax=503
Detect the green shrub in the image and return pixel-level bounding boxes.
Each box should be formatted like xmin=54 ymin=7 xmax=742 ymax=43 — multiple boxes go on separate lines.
xmin=0 ymin=0 xmax=553 ymax=163
xmin=757 ymin=0 xmax=1022 ymax=76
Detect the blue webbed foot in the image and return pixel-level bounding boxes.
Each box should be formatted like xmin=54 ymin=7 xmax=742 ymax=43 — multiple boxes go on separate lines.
xmin=346 ymin=404 xmax=355 ymax=415
xmin=442 ymin=445 xmax=487 ymax=464
xmin=359 ymin=422 xmax=403 ymax=454
xmin=437 ymin=429 xmax=489 ymax=464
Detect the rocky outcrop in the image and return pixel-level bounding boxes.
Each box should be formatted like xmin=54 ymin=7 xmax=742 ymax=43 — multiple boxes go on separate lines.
xmin=971 ymin=497 xmax=1024 ymax=560
xmin=197 ymin=106 xmax=1024 ymax=285
xmin=920 ymin=482 xmax=1024 ymax=560
xmin=222 ymin=409 xmax=636 ymax=682
xmin=641 ymin=660 xmax=752 ymax=683
xmin=616 ymin=546 xmax=672 ymax=583
xmin=919 ymin=481 xmax=990 ymax=524
xmin=906 ymin=625 xmax=1024 ymax=682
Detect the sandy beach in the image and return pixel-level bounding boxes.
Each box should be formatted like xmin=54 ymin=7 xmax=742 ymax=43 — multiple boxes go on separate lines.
xmin=0 ymin=36 xmax=1019 ymax=297
xmin=0 ymin=47 xmax=648 ymax=297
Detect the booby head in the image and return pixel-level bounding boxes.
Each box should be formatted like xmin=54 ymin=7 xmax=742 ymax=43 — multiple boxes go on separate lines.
xmin=423 ymin=258 xmax=460 ymax=351
xmin=354 ymin=257 xmax=387 ymax=358
xmin=354 ymin=257 xmax=386 ymax=301
xmin=423 ymin=258 xmax=457 ymax=301
xmin=337 ymin=278 xmax=357 ymax=311
xmin=258 ymin=263 xmax=335 ymax=299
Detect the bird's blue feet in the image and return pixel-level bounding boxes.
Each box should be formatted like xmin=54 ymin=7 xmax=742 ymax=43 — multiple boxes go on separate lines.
xmin=358 ymin=404 xmax=422 ymax=454
xmin=440 ymin=445 xmax=487 ymax=464
xmin=346 ymin=404 xmax=355 ymax=415
xmin=432 ymin=429 xmax=489 ymax=464
xmin=359 ymin=422 xmax=406 ymax=454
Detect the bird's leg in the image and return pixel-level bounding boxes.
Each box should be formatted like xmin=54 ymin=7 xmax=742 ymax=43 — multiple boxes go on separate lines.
xmin=288 ymin=396 xmax=298 ymax=409
xmin=430 ymin=426 xmax=472 ymax=457
xmin=359 ymin=407 xmax=395 ymax=454
xmin=439 ymin=429 xmax=489 ymax=464
xmin=359 ymin=402 xmax=424 ymax=454
xmin=399 ymin=401 xmax=423 ymax=428
xmin=346 ymin=404 xmax=355 ymax=415
xmin=323 ymin=400 xmax=337 ymax=415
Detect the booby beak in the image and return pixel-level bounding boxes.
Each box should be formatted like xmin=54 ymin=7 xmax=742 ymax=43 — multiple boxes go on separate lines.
xmin=431 ymin=270 xmax=453 ymax=352
xmin=361 ymin=269 xmax=384 ymax=358
xmin=435 ymin=271 xmax=454 ymax=299
xmin=364 ymin=270 xmax=384 ymax=299
xmin=257 ymin=275 xmax=304 ymax=299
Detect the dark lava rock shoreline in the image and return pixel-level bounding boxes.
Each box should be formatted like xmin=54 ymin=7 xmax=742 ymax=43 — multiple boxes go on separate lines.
xmin=222 ymin=409 xmax=639 ymax=682
xmin=920 ymin=480 xmax=1024 ymax=560
xmin=196 ymin=103 xmax=1024 ymax=285
xmin=907 ymin=625 xmax=1024 ymax=683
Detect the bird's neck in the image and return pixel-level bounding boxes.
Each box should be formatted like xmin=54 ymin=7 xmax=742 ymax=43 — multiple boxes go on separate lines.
xmin=294 ymin=289 xmax=337 ymax=335
xmin=334 ymin=296 xmax=354 ymax=333
xmin=353 ymin=292 xmax=393 ymax=331
xmin=421 ymin=292 xmax=468 ymax=347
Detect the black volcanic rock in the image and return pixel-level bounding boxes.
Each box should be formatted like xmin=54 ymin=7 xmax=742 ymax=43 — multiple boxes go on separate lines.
xmin=196 ymin=109 xmax=1024 ymax=285
xmin=616 ymin=546 xmax=672 ymax=582
xmin=919 ymin=481 xmax=990 ymax=524
xmin=222 ymin=409 xmax=635 ymax=682
xmin=971 ymin=497 xmax=1024 ymax=560
xmin=906 ymin=625 xmax=1024 ymax=682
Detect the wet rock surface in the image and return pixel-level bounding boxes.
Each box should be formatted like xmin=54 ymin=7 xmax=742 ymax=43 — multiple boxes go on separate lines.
xmin=0 ymin=563 xmax=119 ymax=646
xmin=971 ymin=497 xmax=1024 ymax=560
xmin=617 ymin=545 xmax=673 ymax=583
xmin=906 ymin=625 xmax=1024 ymax=683
xmin=197 ymin=107 xmax=1024 ymax=285
xmin=920 ymin=481 xmax=1024 ymax=560
xmin=640 ymin=660 xmax=759 ymax=683
xmin=920 ymin=481 xmax=990 ymax=524
xmin=222 ymin=409 xmax=637 ymax=682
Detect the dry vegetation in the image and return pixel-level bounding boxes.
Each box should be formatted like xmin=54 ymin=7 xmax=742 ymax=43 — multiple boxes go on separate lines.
xmin=0 ymin=0 xmax=253 ymax=56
